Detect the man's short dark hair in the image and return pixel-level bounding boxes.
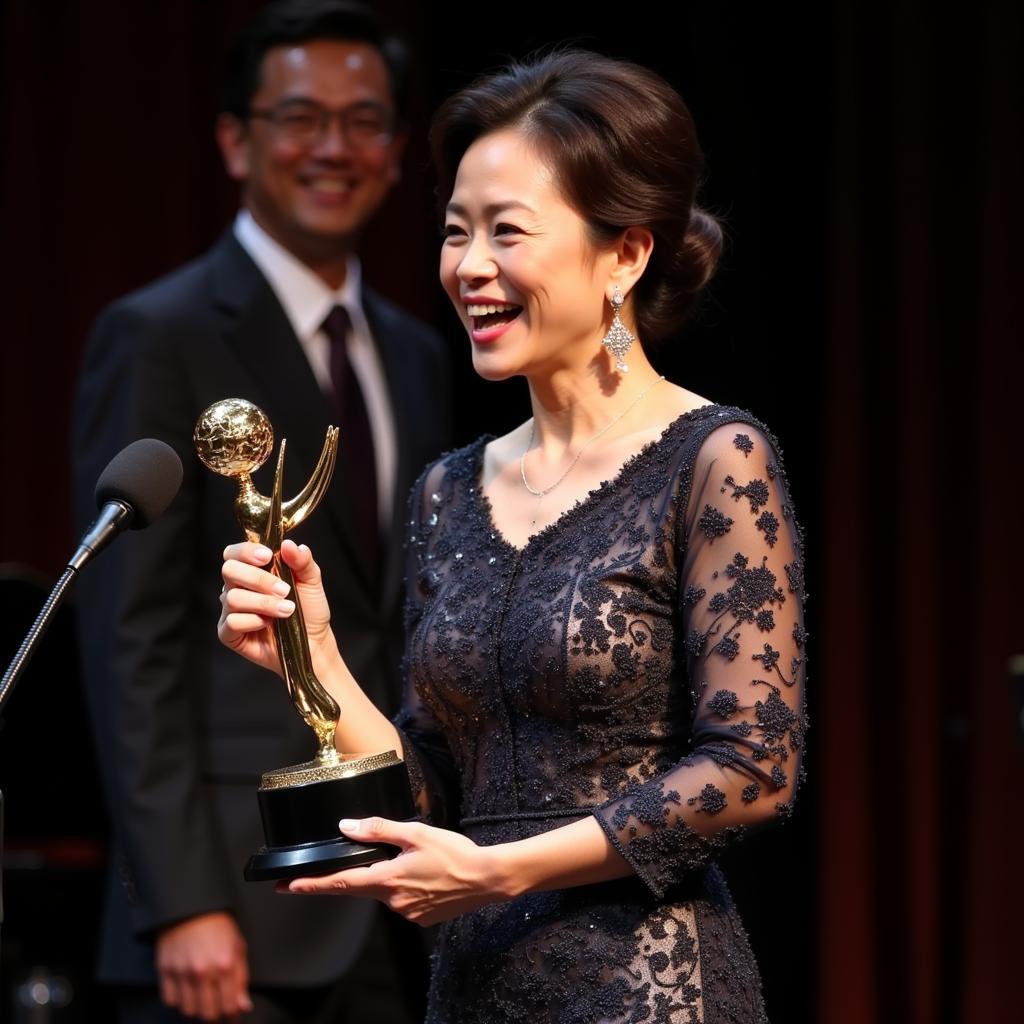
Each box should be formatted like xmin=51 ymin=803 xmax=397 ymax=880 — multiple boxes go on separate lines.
xmin=223 ymin=0 xmax=409 ymax=119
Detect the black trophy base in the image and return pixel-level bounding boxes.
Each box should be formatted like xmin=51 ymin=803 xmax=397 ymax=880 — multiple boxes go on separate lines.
xmin=244 ymin=754 xmax=416 ymax=882
xmin=245 ymin=835 xmax=406 ymax=881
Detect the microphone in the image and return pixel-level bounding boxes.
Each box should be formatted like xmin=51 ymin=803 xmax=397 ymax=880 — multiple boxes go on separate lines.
xmin=1 ymin=439 xmax=183 ymax=714
xmin=68 ymin=438 xmax=183 ymax=572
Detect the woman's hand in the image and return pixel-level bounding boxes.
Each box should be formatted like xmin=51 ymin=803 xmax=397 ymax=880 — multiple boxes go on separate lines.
xmin=219 ymin=539 xmax=336 ymax=677
xmin=277 ymin=818 xmax=514 ymax=927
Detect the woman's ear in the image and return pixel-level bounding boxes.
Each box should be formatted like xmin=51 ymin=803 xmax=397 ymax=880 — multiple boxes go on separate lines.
xmin=608 ymin=226 xmax=655 ymax=299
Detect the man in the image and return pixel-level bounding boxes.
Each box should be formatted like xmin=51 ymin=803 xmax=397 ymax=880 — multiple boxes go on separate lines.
xmin=72 ymin=2 xmax=450 ymax=1021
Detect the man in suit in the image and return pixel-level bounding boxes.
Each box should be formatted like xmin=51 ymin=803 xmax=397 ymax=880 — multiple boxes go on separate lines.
xmin=71 ymin=3 xmax=450 ymax=1021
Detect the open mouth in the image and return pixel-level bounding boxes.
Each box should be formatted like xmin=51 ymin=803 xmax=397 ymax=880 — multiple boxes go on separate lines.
xmin=466 ymin=302 xmax=523 ymax=332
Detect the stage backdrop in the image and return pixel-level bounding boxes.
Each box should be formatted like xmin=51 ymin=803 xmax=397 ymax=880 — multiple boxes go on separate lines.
xmin=0 ymin=2 xmax=1020 ymax=1022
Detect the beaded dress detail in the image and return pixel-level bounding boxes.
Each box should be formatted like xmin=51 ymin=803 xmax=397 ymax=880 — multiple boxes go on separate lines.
xmin=395 ymin=404 xmax=808 ymax=1023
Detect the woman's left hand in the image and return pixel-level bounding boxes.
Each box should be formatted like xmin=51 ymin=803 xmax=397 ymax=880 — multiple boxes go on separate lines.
xmin=277 ymin=818 xmax=512 ymax=927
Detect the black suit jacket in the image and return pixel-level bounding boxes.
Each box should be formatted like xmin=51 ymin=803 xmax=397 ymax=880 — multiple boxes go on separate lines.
xmin=71 ymin=231 xmax=451 ymax=985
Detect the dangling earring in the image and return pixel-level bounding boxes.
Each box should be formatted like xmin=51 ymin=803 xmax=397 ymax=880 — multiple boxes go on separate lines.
xmin=601 ymin=284 xmax=635 ymax=374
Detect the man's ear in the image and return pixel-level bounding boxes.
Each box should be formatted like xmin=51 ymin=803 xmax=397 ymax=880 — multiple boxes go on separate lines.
xmin=215 ymin=113 xmax=250 ymax=182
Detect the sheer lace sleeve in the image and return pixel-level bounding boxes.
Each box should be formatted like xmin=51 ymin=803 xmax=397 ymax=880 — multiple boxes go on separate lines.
xmin=593 ymin=422 xmax=809 ymax=899
xmin=393 ymin=461 xmax=461 ymax=827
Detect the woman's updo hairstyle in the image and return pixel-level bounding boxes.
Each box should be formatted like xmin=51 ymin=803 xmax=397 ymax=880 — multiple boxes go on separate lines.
xmin=431 ymin=49 xmax=722 ymax=342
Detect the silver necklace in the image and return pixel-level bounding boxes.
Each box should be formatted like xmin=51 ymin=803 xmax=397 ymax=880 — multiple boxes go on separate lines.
xmin=520 ymin=376 xmax=666 ymax=510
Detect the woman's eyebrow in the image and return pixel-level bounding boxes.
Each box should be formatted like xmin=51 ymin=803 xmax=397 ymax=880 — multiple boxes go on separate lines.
xmin=445 ymin=200 xmax=537 ymax=218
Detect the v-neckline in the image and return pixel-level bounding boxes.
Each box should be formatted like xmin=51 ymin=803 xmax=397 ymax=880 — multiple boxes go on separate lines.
xmin=472 ymin=403 xmax=724 ymax=558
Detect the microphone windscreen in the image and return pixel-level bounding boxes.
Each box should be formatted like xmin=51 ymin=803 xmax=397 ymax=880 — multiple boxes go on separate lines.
xmin=94 ymin=438 xmax=184 ymax=530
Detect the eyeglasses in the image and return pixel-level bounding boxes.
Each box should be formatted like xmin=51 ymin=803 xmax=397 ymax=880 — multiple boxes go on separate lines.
xmin=248 ymin=99 xmax=395 ymax=148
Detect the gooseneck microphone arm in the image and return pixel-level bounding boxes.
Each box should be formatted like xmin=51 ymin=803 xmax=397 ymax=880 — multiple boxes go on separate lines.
xmin=0 ymin=567 xmax=78 ymax=716
xmin=0 ymin=498 xmax=134 ymax=711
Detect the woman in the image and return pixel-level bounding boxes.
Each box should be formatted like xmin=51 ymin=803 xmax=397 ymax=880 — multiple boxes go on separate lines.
xmin=220 ymin=50 xmax=808 ymax=1023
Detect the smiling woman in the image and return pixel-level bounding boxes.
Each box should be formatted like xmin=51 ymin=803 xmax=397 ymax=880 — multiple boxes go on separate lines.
xmin=433 ymin=51 xmax=722 ymax=349
xmin=440 ymin=131 xmax=620 ymax=379
xmin=220 ymin=48 xmax=808 ymax=1024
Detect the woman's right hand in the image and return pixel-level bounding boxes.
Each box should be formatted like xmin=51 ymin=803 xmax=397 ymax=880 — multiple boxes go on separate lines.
xmin=219 ymin=538 xmax=336 ymax=677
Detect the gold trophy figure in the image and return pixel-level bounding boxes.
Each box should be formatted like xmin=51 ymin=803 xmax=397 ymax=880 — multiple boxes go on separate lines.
xmin=194 ymin=398 xmax=415 ymax=881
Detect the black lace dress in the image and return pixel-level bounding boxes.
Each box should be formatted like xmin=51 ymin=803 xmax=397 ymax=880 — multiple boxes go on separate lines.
xmin=394 ymin=404 xmax=808 ymax=1024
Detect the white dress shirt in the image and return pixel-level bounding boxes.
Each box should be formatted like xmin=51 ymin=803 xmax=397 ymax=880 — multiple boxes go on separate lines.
xmin=234 ymin=210 xmax=396 ymax=528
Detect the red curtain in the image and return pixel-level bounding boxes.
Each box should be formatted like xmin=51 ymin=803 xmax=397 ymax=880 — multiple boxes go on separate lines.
xmin=821 ymin=3 xmax=1024 ymax=1021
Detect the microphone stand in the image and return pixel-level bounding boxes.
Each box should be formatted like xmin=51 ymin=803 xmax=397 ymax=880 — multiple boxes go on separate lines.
xmin=0 ymin=442 xmax=178 ymax=953
xmin=0 ymin=565 xmax=79 ymax=933
xmin=0 ymin=441 xmax=177 ymax=971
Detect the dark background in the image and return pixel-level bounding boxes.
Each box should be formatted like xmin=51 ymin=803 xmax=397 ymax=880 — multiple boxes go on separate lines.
xmin=1 ymin=2 xmax=1021 ymax=1022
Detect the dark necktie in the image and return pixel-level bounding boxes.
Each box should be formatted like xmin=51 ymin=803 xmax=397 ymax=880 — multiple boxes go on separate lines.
xmin=322 ymin=305 xmax=379 ymax=574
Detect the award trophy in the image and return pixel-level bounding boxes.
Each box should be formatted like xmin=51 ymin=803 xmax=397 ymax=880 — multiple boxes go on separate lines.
xmin=194 ymin=397 xmax=415 ymax=881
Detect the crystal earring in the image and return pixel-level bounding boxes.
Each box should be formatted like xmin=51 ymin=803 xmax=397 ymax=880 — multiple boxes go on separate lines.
xmin=601 ymin=284 xmax=635 ymax=374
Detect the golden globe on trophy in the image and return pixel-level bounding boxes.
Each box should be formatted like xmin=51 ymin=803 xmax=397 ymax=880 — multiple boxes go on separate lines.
xmin=194 ymin=398 xmax=415 ymax=881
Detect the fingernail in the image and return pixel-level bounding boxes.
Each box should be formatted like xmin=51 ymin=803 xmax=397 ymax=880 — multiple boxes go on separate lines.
xmin=299 ymin=544 xmax=311 ymax=554
xmin=339 ymin=818 xmax=360 ymax=834
xmin=278 ymin=600 xmax=295 ymax=615
xmin=254 ymin=546 xmax=273 ymax=562
xmin=272 ymin=580 xmax=291 ymax=597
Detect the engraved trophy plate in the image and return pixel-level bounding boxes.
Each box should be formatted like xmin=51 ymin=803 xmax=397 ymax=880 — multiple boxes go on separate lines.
xmin=195 ymin=398 xmax=415 ymax=880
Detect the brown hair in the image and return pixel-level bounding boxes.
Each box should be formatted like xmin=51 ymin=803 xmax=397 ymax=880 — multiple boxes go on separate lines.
xmin=431 ymin=49 xmax=722 ymax=342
